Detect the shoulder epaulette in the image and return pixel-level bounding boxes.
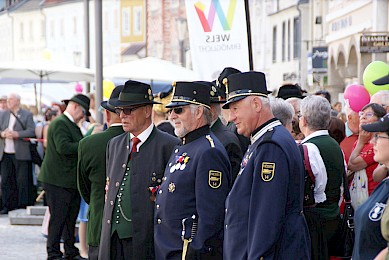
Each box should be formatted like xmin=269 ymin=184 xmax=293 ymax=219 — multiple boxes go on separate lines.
xmin=205 ymin=135 xmax=215 ymax=148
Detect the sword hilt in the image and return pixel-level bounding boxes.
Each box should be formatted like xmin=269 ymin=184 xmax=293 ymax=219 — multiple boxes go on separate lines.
xmin=182 ymin=214 xmax=197 ymax=260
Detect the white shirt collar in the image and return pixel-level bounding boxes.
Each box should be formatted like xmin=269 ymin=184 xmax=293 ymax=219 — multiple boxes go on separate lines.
xmin=64 ymin=111 xmax=75 ymax=123
xmin=110 ymin=123 xmax=122 ymax=127
xmin=301 ymin=130 xmax=329 ymax=143
xmin=130 ymin=123 xmax=154 ymax=148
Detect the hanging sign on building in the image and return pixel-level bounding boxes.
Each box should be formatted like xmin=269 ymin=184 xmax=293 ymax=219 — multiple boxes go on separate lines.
xmin=360 ymin=34 xmax=389 ymax=53
xmin=185 ymin=0 xmax=250 ymax=80
xmin=312 ymin=47 xmax=328 ymax=71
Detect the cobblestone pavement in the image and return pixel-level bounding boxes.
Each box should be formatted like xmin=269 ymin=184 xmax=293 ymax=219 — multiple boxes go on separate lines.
xmin=0 ymin=214 xmax=81 ymax=259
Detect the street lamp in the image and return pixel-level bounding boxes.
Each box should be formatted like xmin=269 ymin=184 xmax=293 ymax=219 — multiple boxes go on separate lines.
xmin=176 ymin=18 xmax=187 ymax=67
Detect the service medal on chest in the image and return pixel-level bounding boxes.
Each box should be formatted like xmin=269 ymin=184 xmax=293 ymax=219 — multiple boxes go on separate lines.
xmin=168 ymin=182 xmax=176 ymax=193
xmin=172 ymin=154 xmax=190 ymax=172
xmin=175 ymin=163 xmax=181 ymax=170
xmin=170 ymin=163 xmax=176 ymax=173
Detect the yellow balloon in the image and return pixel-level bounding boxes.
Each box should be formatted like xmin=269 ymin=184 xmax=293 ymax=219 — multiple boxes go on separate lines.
xmin=103 ymin=80 xmax=115 ymax=99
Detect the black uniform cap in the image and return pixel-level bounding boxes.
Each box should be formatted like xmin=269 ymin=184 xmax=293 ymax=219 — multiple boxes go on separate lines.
xmin=222 ymin=71 xmax=269 ymax=109
xmin=216 ymin=67 xmax=241 ymax=100
xmin=165 ymin=81 xmax=210 ymax=109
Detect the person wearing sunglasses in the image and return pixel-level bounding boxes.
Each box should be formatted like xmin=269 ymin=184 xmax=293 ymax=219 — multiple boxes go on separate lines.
xmin=222 ymin=72 xmax=310 ymax=260
xmin=38 ymin=94 xmax=90 ymax=260
xmin=352 ymin=113 xmax=389 ymax=260
xmin=154 ymin=81 xmax=232 ymax=259
xmin=98 ymin=80 xmax=179 ymax=260
xmin=370 ymin=91 xmax=389 ymax=183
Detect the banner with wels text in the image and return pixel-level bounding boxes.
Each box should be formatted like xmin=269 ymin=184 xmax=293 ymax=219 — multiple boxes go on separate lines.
xmin=185 ymin=0 xmax=250 ymax=81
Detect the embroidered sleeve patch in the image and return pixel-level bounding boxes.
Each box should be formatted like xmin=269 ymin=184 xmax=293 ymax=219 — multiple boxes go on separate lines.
xmin=209 ymin=170 xmax=222 ymax=188
xmin=261 ymin=162 xmax=275 ymax=182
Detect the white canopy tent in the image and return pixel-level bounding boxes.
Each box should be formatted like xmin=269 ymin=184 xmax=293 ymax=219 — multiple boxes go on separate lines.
xmin=0 ymin=60 xmax=94 ymax=111
xmin=104 ymin=57 xmax=198 ymax=82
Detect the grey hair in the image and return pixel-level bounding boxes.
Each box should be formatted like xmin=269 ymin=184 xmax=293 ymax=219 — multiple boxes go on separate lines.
xmin=189 ymin=104 xmax=212 ymax=125
xmin=9 ymin=93 xmax=21 ymax=100
xmin=271 ymin=98 xmax=294 ymax=127
xmin=258 ymin=96 xmax=270 ymax=106
xmin=300 ymin=95 xmax=331 ymax=130
xmin=212 ymin=103 xmax=221 ymax=116
xmin=371 ymin=90 xmax=389 ymax=106
xmin=286 ymin=97 xmax=301 ymax=106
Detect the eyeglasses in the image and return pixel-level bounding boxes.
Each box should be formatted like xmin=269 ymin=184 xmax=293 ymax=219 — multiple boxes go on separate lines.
xmin=373 ymin=133 xmax=389 ymax=142
xmin=168 ymin=107 xmax=185 ymax=115
xmin=115 ymin=105 xmax=145 ymax=116
xmin=358 ymin=111 xmax=375 ymax=118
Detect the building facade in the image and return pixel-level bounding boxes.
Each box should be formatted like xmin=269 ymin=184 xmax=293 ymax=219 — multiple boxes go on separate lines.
xmin=326 ymin=0 xmax=389 ymax=100
xmin=251 ymin=0 xmax=389 ymax=100
xmin=1 ymin=0 xmax=388 ymax=101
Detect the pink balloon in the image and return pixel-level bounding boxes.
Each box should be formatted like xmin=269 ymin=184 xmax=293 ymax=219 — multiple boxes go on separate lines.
xmin=344 ymin=84 xmax=370 ymax=112
xmin=75 ymin=83 xmax=83 ymax=93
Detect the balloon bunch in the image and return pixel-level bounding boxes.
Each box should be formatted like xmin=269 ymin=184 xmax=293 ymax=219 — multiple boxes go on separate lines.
xmin=344 ymin=61 xmax=389 ymax=112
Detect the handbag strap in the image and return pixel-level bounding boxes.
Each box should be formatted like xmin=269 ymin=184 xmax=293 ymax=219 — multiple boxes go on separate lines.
xmin=10 ymin=111 xmax=27 ymax=130
xmin=299 ymin=144 xmax=315 ymax=183
xmin=343 ymin=166 xmax=351 ymax=202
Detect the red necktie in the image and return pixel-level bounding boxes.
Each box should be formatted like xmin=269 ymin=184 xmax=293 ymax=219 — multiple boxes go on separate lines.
xmin=130 ymin=137 xmax=141 ymax=158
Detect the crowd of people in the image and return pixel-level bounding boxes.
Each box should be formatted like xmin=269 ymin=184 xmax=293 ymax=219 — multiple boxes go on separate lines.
xmin=1 ymin=66 xmax=389 ymax=260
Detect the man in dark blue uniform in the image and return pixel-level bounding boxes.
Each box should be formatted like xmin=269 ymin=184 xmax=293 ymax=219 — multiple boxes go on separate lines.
xmin=217 ymin=67 xmax=251 ymax=154
xmin=195 ymin=80 xmax=242 ymax=182
xmin=154 ymin=81 xmax=232 ymax=259
xmin=206 ymin=80 xmax=242 ymax=182
xmin=222 ymin=71 xmax=311 ymax=259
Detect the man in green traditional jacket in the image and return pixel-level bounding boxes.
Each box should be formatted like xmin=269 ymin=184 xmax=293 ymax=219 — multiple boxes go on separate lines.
xmin=98 ymin=80 xmax=179 ymax=260
xmin=77 ymin=85 xmax=125 ymax=260
xmin=38 ymin=94 xmax=90 ymax=260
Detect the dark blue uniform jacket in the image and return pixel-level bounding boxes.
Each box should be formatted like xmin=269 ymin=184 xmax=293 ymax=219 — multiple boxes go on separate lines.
xmin=353 ymin=178 xmax=389 ymax=260
xmin=224 ymin=119 xmax=311 ymax=259
xmin=154 ymin=125 xmax=232 ymax=259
